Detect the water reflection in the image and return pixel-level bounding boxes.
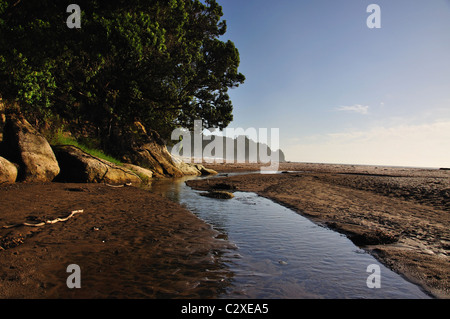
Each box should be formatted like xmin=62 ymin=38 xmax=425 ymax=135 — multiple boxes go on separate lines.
xmin=149 ymin=174 xmax=431 ymax=299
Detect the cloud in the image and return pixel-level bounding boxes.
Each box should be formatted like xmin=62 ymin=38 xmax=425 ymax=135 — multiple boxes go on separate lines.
xmin=336 ymin=104 xmax=370 ymax=115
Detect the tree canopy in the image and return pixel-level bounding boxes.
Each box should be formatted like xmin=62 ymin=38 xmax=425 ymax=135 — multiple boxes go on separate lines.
xmin=0 ymin=0 xmax=244 ymax=144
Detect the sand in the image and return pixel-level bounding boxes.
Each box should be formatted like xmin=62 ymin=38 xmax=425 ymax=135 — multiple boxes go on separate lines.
xmin=0 ymin=183 xmax=232 ymax=298
xmin=1 ymin=162 xmax=448 ymax=299
xmin=188 ymin=162 xmax=450 ymax=299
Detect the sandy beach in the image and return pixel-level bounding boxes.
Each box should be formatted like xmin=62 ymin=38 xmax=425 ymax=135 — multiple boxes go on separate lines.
xmin=0 ymin=183 xmax=232 ymax=298
xmin=0 ymin=162 xmax=448 ymax=299
xmin=188 ymin=162 xmax=450 ymax=299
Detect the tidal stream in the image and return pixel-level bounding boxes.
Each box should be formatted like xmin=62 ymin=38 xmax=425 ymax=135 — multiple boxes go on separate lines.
xmin=149 ymin=173 xmax=431 ymax=299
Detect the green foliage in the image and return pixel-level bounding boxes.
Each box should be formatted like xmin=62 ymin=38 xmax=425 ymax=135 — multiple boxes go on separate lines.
xmin=50 ymin=128 xmax=123 ymax=166
xmin=0 ymin=0 xmax=245 ymax=148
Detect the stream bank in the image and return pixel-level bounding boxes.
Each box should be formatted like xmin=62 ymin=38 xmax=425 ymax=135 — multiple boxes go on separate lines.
xmin=150 ymin=174 xmax=432 ymax=299
xmin=187 ymin=163 xmax=449 ymax=299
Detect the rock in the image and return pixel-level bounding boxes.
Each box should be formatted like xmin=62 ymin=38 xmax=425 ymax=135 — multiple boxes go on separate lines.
xmin=137 ymin=138 xmax=184 ymax=178
xmin=193 ymin=164 xmax=218 ymax=176
xmin=123 ymin=163 xmax=153 ymax=184
xmin=1 ymin=113 xmax=60 ymax=182
xmin=172 ymin=157 xmax=218 ymax=176
xmin=107 ymin=123 xmax=184 ymax=178
xmin=349 ymin=230 xmax=399 ymax=246
xmin=53 ymin=145 xmax=141 ymax=185
xmin=200 ymin=191 xmax=234 ymax=199
xmin=0 ymin=156 xmax=18 ymax=183
xmin=174 ymin=160 xmax=202 ymax=176
xmin=211 ymin=183 xmax=237 ymax=191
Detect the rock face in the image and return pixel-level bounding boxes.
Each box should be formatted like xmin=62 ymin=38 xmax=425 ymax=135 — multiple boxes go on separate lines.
xmin=193 ymin=164 xmax=218 ymax=176
xmin=173 ymin=134 xmax=287 ymax=163
xmin=1 ymin=113 xmax=60 ymax=182
xmin=107 ymin=123 xmax=185 ymax=178
xmin=0 ymin=156 xmax=18 ymax=184
xmin=0 ymin=114 xmax=218 ymax=183
xmin=172 ymin=157 xmax=218 ymax=176
xmin=175 ymin=160 xmax=203 ymax=176
xmin=53 ymin=145 xmax=141 ymax=185
xmin=134 ymin=137 xmax=184 ymax=178
xmin=123 ymin=163 xmax=153 ymax=184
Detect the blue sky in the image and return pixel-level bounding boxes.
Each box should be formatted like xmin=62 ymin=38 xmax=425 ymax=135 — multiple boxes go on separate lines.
xmin=216 ymin=0 xmax=450 ymax=167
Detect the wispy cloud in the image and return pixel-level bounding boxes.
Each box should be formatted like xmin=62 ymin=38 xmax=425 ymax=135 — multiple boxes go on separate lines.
xmin=336 ymin=104 xmax=370 ymax=115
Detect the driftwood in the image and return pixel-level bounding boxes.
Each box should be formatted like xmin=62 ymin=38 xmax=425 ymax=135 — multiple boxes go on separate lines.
xmin=1 ymin=210 xmax=84 ymax=229
xmin=104 ymin=183 xmax=132 ymax=188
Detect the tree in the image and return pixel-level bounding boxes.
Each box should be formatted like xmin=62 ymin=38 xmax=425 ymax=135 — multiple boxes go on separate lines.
xmin=0 ymin=0 xmax=244 ymax=146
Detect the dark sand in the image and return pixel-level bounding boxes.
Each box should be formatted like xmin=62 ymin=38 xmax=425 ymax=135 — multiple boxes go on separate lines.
xmin=1 ymin=162 xmax=448 ymax=299
xmin=188 ymin=162 xmax=450 ymax=299
xmin=0 ymin=183 xmax=232 ymax=298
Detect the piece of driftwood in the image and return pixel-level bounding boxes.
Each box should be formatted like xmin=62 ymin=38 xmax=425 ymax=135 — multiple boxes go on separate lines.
xmin=1 ymin=210 xmax=84 ymax=229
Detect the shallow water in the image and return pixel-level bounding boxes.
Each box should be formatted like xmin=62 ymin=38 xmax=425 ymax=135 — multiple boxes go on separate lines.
xmin=149 ymin=174 xmax=431 ymax=299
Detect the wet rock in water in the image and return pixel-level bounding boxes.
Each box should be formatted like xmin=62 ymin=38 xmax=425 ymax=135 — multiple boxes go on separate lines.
xmin=211 ymin=183 xmax=237 ymax=191
xmin=1 ymin=113 xmax=60 ymax=182
xmin=349 ymin=230 xmax=399 ymax=246
xmin=0 ymin=156 xmax=18 ymax=183
xmin=200 ymin=191 xmax=235 ymax=199
xmin=53 ymin=145 xmax=141 ymax=185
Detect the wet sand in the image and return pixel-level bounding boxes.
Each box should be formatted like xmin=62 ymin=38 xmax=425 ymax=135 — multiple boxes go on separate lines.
xmin=189 ymin=162 xmax=450 ymax=299
xmin=1 ymin=162 xmax=448 ymax=299
xmin=0 ymin=183 xmax=232 ymax=298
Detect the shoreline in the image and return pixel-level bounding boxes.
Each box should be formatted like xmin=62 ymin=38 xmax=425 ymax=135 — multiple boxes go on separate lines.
xmin=1 ymin=162 xmax=448 ymax=299
xmin=192 ymin=162 xmax=450 ymax=299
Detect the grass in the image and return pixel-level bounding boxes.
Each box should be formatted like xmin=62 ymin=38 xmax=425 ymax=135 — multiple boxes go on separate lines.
xmin=50 ymin=130 xmax=123 ymax=166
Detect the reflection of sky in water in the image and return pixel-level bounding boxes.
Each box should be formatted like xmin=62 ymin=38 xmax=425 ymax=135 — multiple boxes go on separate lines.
xmin=150 ymin=175 xmax=431 ymax=299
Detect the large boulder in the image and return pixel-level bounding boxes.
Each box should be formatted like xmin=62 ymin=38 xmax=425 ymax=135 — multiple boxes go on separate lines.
xmin=53 ymin=145 xmax=141 ymax=185
xmin=107 ymin=122 xmax=184 ymax=178
xmin=134 ymin=138 xmax=184 ymax=178
xmin=172 ymin=156 xmax=218 ymax=176
xmin=172 ymin=156 xmax=202 ymax=176
xmin=1 ymin=113 xmax=60 ymax=182
xmin=200 ymin=190 xmax=234 ymax=199
xmin=0 ymin=156 xmax=18 ymax=184
xmin=193 ymin=163 xmax=218 ymax=176
xmin=105 ymin=122 xmax=217 ymax=178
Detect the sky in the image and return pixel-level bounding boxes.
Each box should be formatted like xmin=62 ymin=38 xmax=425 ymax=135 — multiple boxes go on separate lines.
xmin=214 ymin=0 xmax=450 ymax=168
